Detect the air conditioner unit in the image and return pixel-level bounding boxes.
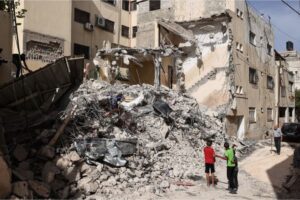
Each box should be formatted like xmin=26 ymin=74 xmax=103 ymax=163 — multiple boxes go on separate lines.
xmin=95 ymin=16 xmax=105 ymax=28
xmin=84 ymin=23 xmax=94 ymax=31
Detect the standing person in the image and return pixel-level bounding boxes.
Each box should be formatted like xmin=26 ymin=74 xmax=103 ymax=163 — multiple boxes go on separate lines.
xmin=216 ymin=142 xmax=237 ymax=193
xmin=274 ymin=124 xmax=282 ymax=155
xmin=203 ymin=140 xmax=216 ymax=187
xmin=232 ymin=144 xmax=239 ymax=191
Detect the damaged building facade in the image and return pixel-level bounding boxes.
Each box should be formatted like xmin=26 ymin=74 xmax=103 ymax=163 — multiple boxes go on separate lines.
xmin=132 ymin=0 xmax=277 ymax=139
xmin=13 ymin=0 xmax=137 ymax=71
xmin=275 ymin=51 xmax=296 ymax=124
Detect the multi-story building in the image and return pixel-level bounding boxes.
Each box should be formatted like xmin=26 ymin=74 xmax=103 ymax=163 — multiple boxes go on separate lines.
xmin=134 ymin=0 xmax=276 ymax=139
xmin=13 ymin=0 xmax=137 ymax=71
xmin=281 ymin=42 xmax=300 ymax=90
xmin=275 ymin=51 xmax=296 ymax=124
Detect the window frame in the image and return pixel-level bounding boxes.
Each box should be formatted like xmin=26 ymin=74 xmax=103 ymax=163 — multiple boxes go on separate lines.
xmin=267 ymin=75 xmax=274 ymax=90
xmin=249 ymin=67 xmax=258 ymax=85
xmin=249 ymin=107 xmax=256 ymax=123
xmin=121 ymin=25 xmax=130 ymax=38
xmin=132 ymin=26 xmax=138 ymax=38
xmin=73 ymin=43 xmax=90 ymax=59
xmin=74 ymin=8 xmax=90 ymax=24
xmin=149 ymin=0 xmax=161 ymax=11
xmin=249 ymin=31 xmax=256 ymax=46
xmin=102 ymin=0 xmax=116 ymax=6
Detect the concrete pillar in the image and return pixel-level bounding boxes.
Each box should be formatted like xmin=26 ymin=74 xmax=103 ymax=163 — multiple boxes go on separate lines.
xmin=285 ymin=107 xmax=289 ymax=123
xmin=154 ymin=54 xmax=161 ymax=90
xmin=175 ymin=57 xmax=185 ymax=93
xmin=292 ymin=108 xmax=296 ymax=122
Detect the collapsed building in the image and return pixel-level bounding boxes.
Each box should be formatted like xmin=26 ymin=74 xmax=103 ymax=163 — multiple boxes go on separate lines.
xmin=95 ymin=0 xmax=282 ymax=140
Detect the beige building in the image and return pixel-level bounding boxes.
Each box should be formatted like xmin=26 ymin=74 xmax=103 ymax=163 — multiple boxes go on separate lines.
xmin=133 ymin=0 xmax=277 ymax=139
xmin=14 ymin=0 xmax=137 ymax=71
xmin=275 ymin=50 xmax=296 ymax=124
xmin=281 ymin=42 xmax=300 ymax=90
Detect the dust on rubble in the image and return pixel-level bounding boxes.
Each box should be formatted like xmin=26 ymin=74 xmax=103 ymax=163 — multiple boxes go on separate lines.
xmin=5 ymin=80 xmax=231 ymax=199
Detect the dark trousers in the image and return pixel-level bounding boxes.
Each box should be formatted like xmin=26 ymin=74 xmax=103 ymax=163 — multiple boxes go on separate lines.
xmin=233 ymin=167 xmax=239 ymax=189
xmin=227 ymin=166 xmax=236 ymax=189
xmin=274 ymin=137 xmax=281 ymax=154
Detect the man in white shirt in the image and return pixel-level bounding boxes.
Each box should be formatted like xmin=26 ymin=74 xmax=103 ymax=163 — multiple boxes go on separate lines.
xmin=273 ymin=124 xmax=282 ymax=155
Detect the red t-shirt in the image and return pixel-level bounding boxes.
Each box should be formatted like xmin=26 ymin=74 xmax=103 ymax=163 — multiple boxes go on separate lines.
xmin=204 ymin=146 xmax=215 ymax=164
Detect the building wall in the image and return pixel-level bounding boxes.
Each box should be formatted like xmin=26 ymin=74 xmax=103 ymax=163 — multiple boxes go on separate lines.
xmin=275 ymin=59 xmax=295 ymax=124
xmin=281 ymin=51 xmax=300 ymax=90
xmin=0 ymin=11 xmax=13 ymax=86
xmin=14 ymin=0 xmax=137 ymax=71
xmin=227 ymin=4 xmax=276 ymax=139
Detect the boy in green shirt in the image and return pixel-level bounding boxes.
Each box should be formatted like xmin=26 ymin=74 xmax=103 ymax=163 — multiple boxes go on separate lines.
xmin=216 ymin=142 xmax=237 ymax=193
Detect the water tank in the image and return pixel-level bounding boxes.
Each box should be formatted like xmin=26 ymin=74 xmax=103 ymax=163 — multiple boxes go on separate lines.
xmin=286 ymin=41 xmax=294 ymax=51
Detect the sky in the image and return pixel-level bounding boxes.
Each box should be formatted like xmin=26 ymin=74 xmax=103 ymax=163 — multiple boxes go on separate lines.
xmin=247 ymin=0 xmax=300 ymax=52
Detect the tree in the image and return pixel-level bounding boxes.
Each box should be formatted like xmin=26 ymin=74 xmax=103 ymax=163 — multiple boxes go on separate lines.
xmin=0 ymin=0 xmax=26 ymax=18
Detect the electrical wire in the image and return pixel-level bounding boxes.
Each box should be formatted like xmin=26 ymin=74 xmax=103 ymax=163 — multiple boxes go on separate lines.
xmin=281 ymin=0 xmax=300 ymax=16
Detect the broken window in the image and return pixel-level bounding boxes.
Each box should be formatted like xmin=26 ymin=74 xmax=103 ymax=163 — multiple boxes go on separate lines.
xmin=267 ymin=76 xmax=274 ymax=90
xmin=74 ymin=43 xmax=90 ymax=59
xmin=249 ymin=31 xmax=256 ymax=46
xmin=289 ymin=81 xmax=293 ymax=92
xmin=121 ymin=25 xmax=129 ymax=38
xmin=249 ymin=107 xmax=256 ymax=123
xmin=149 ymin=0 xmax=160 ymax=11
xmin=267 ymin=108 xmax=273 ymax=121
xmin=102 ymin=19 xmax=115 ymax=33
xmin=279 ymin=107 xmax=286 ymax=118
xmin=281 ymin=86 xmax=286 ymax=97
xmin=132 ymin=26 xmax=138 ymax=38
xmin=103 ymin=0 xmax=116 ymax=6
xmin=267 ymin=43 xmax=272 ymax=56
xmin=74 ymin=8 xmax=90 ymax=24
xmin=249 ymin=67 xmax=258 ymax=84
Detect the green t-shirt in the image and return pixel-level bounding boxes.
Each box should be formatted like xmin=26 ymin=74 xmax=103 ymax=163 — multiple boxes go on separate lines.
xmin=225 ymin=148 xmax=236 ymax=167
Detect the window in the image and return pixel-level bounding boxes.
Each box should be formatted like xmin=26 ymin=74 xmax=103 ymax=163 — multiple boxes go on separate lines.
xmin=267 ymin=43 xmax=272 ymax=55
xmin=74 ymin=8 xmax=90 ymax=24
xmin=267 ymin=108 xmax=273 ymax=121
xmin=149 ymin=0 xmax=160 ymax=11
xmin=279 ymin=107 xmax=286 ymax=118
xmin=122 ymin=0 xmax=136 ymax=11
xmin=249 ymin=107 xmax=256 ymax=123
xmin=103 ymin=0 xmax=116 ymax=6
xmin=121 ymin=25 xmax=129 ymax=38
xmin=267 ymin=76 xmax=274 ymax=90
xmin=281 ymin=86 xmax=286 ymax=97
xmin=103 ymin=19 xmax=115 ymax=33
xmin=289 ymin=81 xmax=293 ymax=92
xmin=249 ymin=31 xmax=256 ymax=45
xmin=235 ymin=86 xmax=244 ymax=94
xmin=74 ymin=43 xmax=90 ymax=59
xmin=132 ymin=26 xmax=138 ymax=38
xmin=236 ymin=8 xmax=244 ymax=19
xmin=249 ymin=67 xmax=258 ymax=84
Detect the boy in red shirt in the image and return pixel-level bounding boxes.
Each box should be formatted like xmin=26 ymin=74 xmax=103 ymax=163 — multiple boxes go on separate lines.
xmin=203 ymin=140 xmax=216 ymax=187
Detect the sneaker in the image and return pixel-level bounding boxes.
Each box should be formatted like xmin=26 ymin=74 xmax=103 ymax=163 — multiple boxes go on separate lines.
xmin=229 ymin=189 xmax=237 ymax=194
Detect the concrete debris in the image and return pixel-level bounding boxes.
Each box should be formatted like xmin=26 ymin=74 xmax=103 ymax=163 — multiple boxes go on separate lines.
xmin=13 ymin=145 xmax=28 ymax=161
xmin=0 ymin=156 xmax=11 ymax=198
xmin=12 ymin=181 xmax=29 ymax=198
xmin=28 ymin=180 xmax=50 ymax=198
xmin=6 ymin=80 xmax=228 ymax=199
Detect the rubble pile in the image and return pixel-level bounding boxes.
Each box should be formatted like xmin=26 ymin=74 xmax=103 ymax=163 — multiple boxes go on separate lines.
xmin=8 ymin=80 xmax=226 ymax=199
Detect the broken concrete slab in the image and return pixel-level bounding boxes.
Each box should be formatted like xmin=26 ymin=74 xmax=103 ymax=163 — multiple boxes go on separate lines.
xmin=0 ymin=156 xmax=11 ymax=198
xmin=12 ymin=181 xmax=29 ymax=198
xmin=42 ymin=161 xmax=60 ymax=183
xmin=28 ymin=180 xmax=50 ymax=198
xmin=13 ymin=145 xmax=28 ymax=161
xmin=38 ymin=145 xmax=55 ymax=159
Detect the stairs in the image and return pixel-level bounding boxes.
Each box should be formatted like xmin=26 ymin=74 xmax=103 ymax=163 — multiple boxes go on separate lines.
xmin=187 ymin=67 xmax=227 ymax=94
